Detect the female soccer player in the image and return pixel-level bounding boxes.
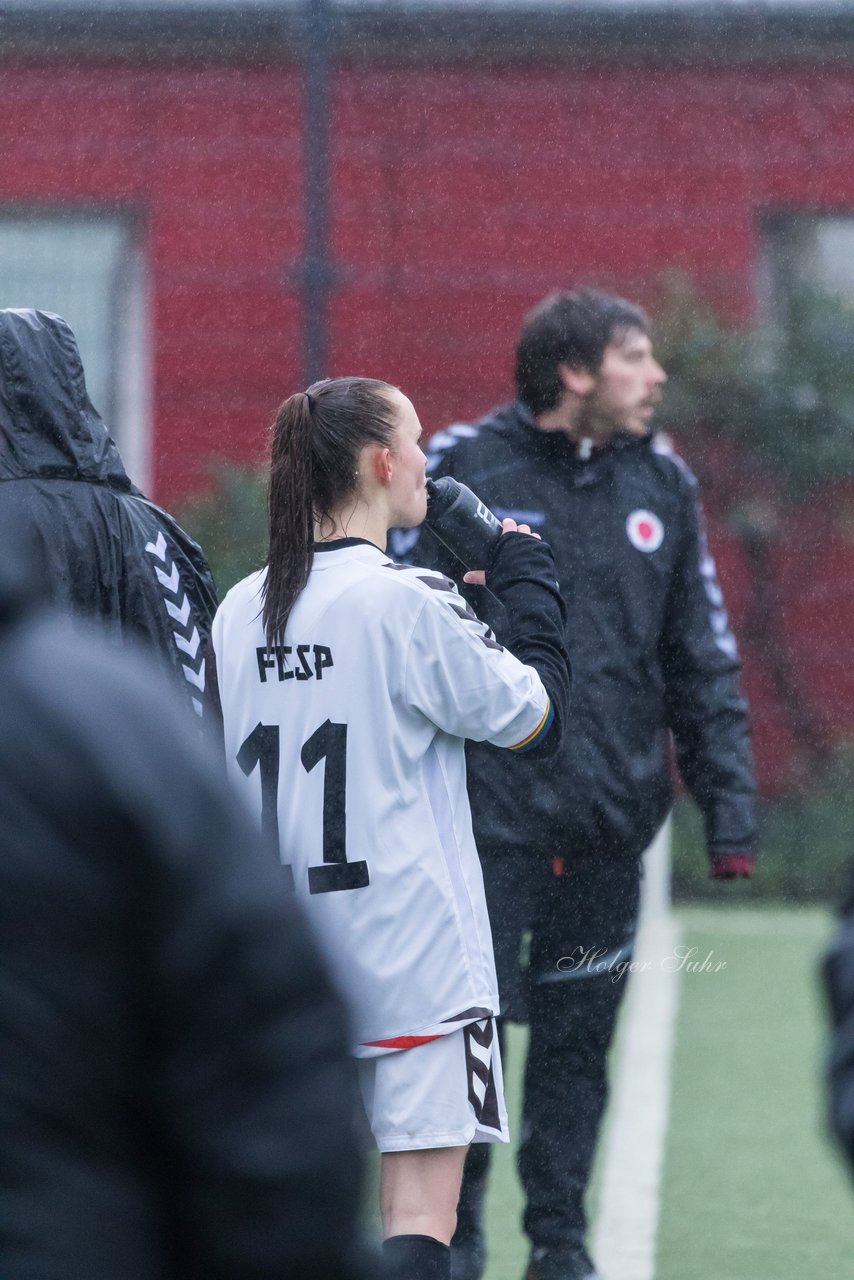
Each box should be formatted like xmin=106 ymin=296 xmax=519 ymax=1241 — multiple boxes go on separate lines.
xmin=209 ymin=377 xmax=570 ymax=1280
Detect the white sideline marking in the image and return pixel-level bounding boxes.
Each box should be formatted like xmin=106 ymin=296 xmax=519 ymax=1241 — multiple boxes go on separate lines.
xmin=591 ymin=819 xmax=681 ymax=1280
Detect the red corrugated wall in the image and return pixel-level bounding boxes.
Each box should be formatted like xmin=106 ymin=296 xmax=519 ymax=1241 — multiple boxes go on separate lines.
xmin=2 ymin=58 xmax=854 ymax=790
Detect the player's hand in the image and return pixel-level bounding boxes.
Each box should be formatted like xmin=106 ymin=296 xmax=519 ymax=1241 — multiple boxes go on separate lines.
xmin=710 ymin=853 xmax=755 ymax=880
xmin=464 ymin=518 xmax=540 ymax=585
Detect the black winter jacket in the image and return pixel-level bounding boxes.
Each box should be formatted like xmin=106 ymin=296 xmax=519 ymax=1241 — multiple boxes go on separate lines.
xmin=0 ymin=546 xmax=369 ymax=1280
xmin=0 ymin=309 xmax=216 ymax=713
xmin=400 ymin=401 xmax=756 ymax=864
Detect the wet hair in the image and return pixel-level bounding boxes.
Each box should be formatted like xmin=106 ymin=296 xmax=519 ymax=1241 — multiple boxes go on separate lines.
xmin=515 ymin=288 xmax=650 ymax=414
xmin=262 ymin=376 xmax=399 ymax=648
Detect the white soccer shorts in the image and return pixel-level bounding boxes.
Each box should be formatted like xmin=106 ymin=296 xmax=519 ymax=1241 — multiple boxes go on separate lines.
xmin=356 ymin=1018 xmax=509 ymax=1153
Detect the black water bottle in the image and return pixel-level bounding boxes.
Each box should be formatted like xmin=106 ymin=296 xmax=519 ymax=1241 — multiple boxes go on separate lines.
xmin=424 ymin=476 xmax=504 ymax=569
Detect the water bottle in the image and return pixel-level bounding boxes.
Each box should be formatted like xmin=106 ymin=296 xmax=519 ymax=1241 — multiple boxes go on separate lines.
xmin=424 ymin=476 xmax=503 ymax=569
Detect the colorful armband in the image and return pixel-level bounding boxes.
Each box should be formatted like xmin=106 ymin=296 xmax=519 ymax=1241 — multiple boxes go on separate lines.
xmin=509 ymin=698 xmax=554 ymax=754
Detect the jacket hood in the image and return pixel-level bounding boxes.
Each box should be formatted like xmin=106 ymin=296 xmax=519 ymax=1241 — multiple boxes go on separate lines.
xmin=0 ymin=309 xmax=131 ymax=487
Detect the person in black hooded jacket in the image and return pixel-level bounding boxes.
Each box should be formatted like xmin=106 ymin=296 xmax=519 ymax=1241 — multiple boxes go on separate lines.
xmin=0 ymin=308 xmax=216 ymax=714
xmin=399 ymin=289 xmax=757 ymax=1280
xmin=0 ymin=529 xmax=373 ymax=1280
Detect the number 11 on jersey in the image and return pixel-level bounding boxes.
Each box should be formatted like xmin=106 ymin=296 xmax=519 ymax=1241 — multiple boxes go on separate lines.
xmin=237 ymin=719 xmax=370 ymax=894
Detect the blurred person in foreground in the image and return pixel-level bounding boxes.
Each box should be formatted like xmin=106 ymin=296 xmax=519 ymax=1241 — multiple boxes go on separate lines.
xmin=0 ymin=535 xmax=370 ymax=1280
xmin=824 ymin=863 xmax=854 ymax=1178
xmin=400 ymin=289 xmax=757 ymax=1280
xmin=0 ymin=307 xmax=216 ymax=714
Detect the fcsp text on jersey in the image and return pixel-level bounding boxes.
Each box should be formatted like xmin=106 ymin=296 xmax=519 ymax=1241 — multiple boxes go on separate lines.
xmin=256 ymin=645 xmax=334 ymax=683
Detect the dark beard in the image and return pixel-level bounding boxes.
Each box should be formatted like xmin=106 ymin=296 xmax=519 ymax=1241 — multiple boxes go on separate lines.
xmin=576 ymin=398 xmax=656 ymax=444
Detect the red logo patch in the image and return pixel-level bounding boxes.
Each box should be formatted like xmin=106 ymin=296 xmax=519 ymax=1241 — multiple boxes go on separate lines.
xmin=626 ymin=510 xmax=664 ymax=553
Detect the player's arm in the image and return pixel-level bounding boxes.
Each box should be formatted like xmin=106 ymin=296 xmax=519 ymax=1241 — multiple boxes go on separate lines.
xmin=123 ymin=505 xmax=218 ymax=714
xmin=403 ymin=533 xmax=570 ymax=758
xmin=479 ymin=527 xmax=570 ymax=750
xmin=658 ymin=480 xmax=757 ymax=878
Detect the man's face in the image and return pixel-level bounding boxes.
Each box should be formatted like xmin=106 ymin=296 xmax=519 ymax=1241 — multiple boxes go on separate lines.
xmin=581 ymin=327 xmax=666 ymax=439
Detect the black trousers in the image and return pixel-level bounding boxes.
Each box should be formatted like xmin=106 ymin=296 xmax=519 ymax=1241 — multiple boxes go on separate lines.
xmin=456 ymin=850 xmax=642 ymax=1253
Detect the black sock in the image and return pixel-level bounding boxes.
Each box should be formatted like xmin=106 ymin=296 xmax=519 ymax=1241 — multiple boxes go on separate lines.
xmin=382 ymin=1233 xmax=451 ymax=1279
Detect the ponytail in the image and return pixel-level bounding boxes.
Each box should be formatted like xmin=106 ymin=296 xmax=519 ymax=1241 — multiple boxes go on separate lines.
xmin=262 ymin=377 xmax=398 ymax=648
xmin=262 ymin=391 xmax=315 ymax=649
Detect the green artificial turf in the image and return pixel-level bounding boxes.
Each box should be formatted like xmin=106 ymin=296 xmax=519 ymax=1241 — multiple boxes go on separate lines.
xmin=480 ymin=908 xmax=854 ymax=1280
xmin=656 ymin=907 xmax=854 ymax=1280
xmin=482 ymin=1024 xmax=530 ymax=1280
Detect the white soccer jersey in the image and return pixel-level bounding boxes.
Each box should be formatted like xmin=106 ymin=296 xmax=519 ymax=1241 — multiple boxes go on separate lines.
xmin=211 ymin=539 xmax=553 ymax=1056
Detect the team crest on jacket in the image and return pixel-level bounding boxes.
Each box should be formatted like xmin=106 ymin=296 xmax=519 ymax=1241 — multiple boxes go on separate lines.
xmin=626 ymin=510 xmax=664 ymax=553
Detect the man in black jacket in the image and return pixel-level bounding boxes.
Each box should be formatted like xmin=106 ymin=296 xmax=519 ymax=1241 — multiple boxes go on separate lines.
xmin=0 ymin=308 xmax=216 ymax=714
xmin=400 ymin=289 xmax=757 ymax=1280
xmin=0 ymin=538 xmax=371 ymax=1280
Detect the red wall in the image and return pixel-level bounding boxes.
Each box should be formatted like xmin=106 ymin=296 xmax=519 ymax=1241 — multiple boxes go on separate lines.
xmin=5 ymin=62 xmax=854 ymax=493
xmin=3 ymin=57 xmax=854 ymax=790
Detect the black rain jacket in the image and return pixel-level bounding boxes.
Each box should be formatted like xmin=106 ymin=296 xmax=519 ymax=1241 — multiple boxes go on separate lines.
xmin=0 ymin=309 xmax=216 ymax=713
xmin=0 ymin=543 xmax=370 ymax=1280
xmin=400 ymin=401 xmax=757 ymax=865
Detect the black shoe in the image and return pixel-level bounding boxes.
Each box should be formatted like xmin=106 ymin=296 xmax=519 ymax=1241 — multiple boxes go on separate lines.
xmin=523 ymin=1244 xmax=602 ymax=1280
xmin=450 ymin=1233 xmax=485 ymax=1280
